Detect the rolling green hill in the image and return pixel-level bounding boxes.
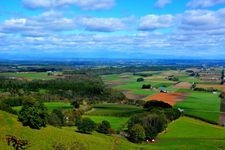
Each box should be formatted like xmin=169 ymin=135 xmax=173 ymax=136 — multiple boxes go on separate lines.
xmin=1 ymin=110 xmax=225 ymax=150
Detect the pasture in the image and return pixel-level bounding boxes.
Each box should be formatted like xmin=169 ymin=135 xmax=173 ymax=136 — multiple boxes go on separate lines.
xmin=175 ymin=90 xmax=221 ymax=123
xmin=0 ymin=72 xmax=61 ymax=80
xmin=1 ymin=111 xmax=225 ymax=150
xmin=13 ymin=102 xmax=73 ymax=112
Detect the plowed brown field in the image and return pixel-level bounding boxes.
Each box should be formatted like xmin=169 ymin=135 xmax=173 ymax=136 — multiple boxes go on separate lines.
xmin=145 ymin=92 xmax=186 ymax=106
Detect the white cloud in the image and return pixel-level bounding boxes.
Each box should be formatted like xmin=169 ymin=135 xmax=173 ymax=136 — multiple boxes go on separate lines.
xmin=138 ymin=14 xmax=174 ymax=31
xmin=79 ymin=17 xmax=125 ymax=32
xmin=22 ymin=0 xmax=115 ymax=10
xmin=155 ymin=0 xmax=171 ymax=8
xmin=187 ymin=0 xmax=225 ymax=8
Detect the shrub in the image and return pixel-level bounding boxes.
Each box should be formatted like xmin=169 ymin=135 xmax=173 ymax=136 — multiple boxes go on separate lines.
xmin=164 ymin=108 xmax=182 ymax=121
xmin=141 ymin=84 xmax=151 ymax=89
xmin=71 ymin=101 xmax=80 ymax=109
xmin=48 ymin=109 xmax=65 ymax=127
xmin=143 ymin=100 xmax=172 ymax=110
xmin=97 ymin=120 xmax=112 ymax=134
xmin=128 ymin=124 xmax=146 ymax=143
xmin=137 ymin=78 xmax=144 ymax=82
xmin=77 ymin=118 xmax=96 ymax=134
xmin=0 ymin=102 xmax=17 ymax=114
xmin=18 ymin=97 xmax=48 ymax=129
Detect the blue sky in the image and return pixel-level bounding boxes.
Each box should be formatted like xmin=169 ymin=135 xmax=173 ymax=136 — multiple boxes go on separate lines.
xmin=1 ymin=0 xmax=225 ymax=59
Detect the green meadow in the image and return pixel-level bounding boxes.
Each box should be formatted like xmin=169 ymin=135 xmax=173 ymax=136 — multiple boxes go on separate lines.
xmin=13 ymin=102 xmax=73 ymax=112
xmin=175 ymin=90 xmax=221 ymax=123
xmin=1 ymin=111 xmax=225 ymax=150
xmin=0 ymin=72 xmax=61 ymax=80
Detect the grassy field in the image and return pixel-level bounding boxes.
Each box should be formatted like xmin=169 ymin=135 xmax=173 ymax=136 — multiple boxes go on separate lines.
xmin=1 ymin=111 xmax=225 ymax=150
xmin=13 ymin=102 xmax=73 ymax=112
xmin=175 ymin=90 xmax=221 ymax=123
xmin=0 ymin=72 xmax=61 ymax=80
xmin=85 ymin=104 xmax=144 ymax=130
xmin=86 ymin=103 xmax=144 ymax=117
xmin=83 ymin=115 xmax=129 ymax=131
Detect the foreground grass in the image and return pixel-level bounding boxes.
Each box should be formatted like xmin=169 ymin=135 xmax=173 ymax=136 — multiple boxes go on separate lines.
xmin=175 ymin=91 xmax=220 ymax=123
xmin=1 ymin=111 xmax=225 ymax=150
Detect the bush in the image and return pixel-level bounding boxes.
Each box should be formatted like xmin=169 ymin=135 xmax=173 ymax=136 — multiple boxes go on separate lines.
xmin=164 ymin=108 xmax=182 ymax=121
xmin=48 ymin=109 xmax=65 ymax=127
xmin=77 ymin=118 xmax=96 ymax=134
xmin=141 ymin=84 xmax=151 ymax=89
xmin=137 ymin=78 xmax=144 ymax=82
xmin=18 ymin=97 xmax=48 ymax=129
xmin=97 ymin=120 xmax=112 ymax=134
xmin=128 ymin=124 xmax=146 ymax=143
xmin=143 ymin=100 xmax=172 ymax=110
xmin=71 ymin=101 xmax=80 ymax=109
xmin=0 ymin=102 xmax=17 ymax=114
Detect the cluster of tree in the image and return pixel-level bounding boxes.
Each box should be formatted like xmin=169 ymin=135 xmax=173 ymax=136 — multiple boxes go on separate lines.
xmin=76 ymin=118 xmax=113 ymax=135
xmin=18 ymin=97 xmax=48 ymax=129
xmin=0 ymin=74 xmax=125 ymax=104
xmin=193 ymin=87 xmax=218 ymax=92
xmin=166 ymin=75 xmax=179 ymax=81
xmin=137 ymin=78 xmax=144 ymax=82
xmin=127 ymin=100 xmax=182 ymax=143
xmin=141 ymin=84 xmax=151 ymax=89
xmin=64 ymin=65 xmax=187 ymax=76
xmin=133 ymin=72 xmax=153 ymax=77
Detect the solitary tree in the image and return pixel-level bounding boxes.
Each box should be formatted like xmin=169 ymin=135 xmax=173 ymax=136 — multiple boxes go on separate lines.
xmin=221 ymin=69 xmax=224 ymax=85
xmin=18 ymin=97 xmax=48 ymax=129
xmin=77 ymin=118 xmax=96 ymax=134
xmin=97 ymin=120 xmax=111 ymax=134
xmin=128 ymin=124 xmax=146 ymax=143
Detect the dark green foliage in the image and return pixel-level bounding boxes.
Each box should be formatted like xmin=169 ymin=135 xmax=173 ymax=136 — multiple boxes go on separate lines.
xmin=141 ymin=84 xmax=151 ymax=89
xmin=220 ymin=92 xmax=225 ymax=99
xmin=0 ymin=102 xmax=17 ymax=114
xmin=48 ymin=109 xmax=65 ymax=127
xmin=0 ymin=74 xmax=125 ymax=104
xmin=137 ymin=78 xmax=144 ymax=82
xmin=221 ymin=69 xmax=224 ymax=85
xmin=133 ymin=72 xmax=153 ymax=77
xmin=164 ymin=108 xmax=182 ymax=121
xmin=71 ymin=101 xmax=80 ymax=109
xmin=193 ymin=87 xmax=218 ymax=92
xmin=167 ymin=75 xmax=179 ymax=81
xmin=97 ymin=120 xmax=112 ymax=134
xmin=77 ymin=118 xmax=96 ymax=134
xmin=18 ymin=97 xmax=48 ymax=129
xmin=143 ymin=100 xmax=172 ymax=110
xmin=128 ymin=113 xmax=167 ymax=139
xmin=128 ymin=124 xmax=146 ymax=143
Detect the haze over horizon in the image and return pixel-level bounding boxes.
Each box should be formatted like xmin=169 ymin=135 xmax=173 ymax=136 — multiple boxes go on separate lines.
xmin=1 ymin=0 xmax=225 ymax=60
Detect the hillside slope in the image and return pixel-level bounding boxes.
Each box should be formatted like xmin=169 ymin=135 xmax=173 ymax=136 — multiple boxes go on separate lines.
xmin=0 ymin=111 xmax=225 ymax=150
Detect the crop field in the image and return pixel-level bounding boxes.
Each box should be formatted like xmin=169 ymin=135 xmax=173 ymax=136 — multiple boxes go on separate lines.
xmin=86 ymin=103 xmax=144 ymax=117
xmin=145 ymin=92 xmax=187 ymax=106
xmin=1 ymin=111 xmax=225 ymax=150
xmin=175 ymin=90 xmax=221 ymax=123
xmin=84 ymin=104 xmax=144 ymax=130
xmin=0 ymin=72 xmax=61 ymax=80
